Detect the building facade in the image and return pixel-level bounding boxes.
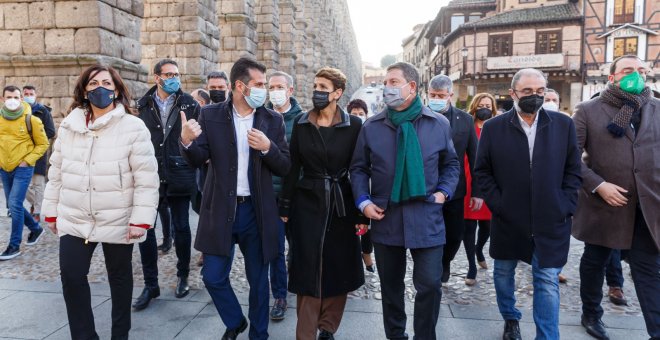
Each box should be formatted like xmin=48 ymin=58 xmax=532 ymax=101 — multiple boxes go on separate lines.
xmin=582 ymin=0 xmax=659 ymax=99
xmin=0 ymin=0 xmax=362 ymax=121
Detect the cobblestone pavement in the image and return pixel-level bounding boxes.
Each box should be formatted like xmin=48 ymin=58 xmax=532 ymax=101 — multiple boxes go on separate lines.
xmin=0 ymin=212 xmax=641 ymax=317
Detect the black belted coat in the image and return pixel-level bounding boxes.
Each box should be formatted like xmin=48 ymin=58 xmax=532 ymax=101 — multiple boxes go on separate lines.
xmin=280 ymin=109 xmax=367 ymax=298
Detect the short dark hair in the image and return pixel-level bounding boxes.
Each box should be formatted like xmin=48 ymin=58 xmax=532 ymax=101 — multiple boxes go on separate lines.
xmin=609 ymin=55 xmax=642 ymax=75
xmin=347 ymin=99 xmax=368 ymax=114
xmin=3 ymin=85 xmax=21 ymax=97
xmin=315 ymin=67 xmax=347 ymax=92
xmin=207 ymin=71 xmax=228 ymax=82
xmin=153 ymin=59 xmax=178 ymax=75
xmin=386 ymin=62 xmax=419 ymax=86
xmin=229 ymin=57 xmax=267 ymax=90
xmin=22 ymin=85 xmax=36 ymax=92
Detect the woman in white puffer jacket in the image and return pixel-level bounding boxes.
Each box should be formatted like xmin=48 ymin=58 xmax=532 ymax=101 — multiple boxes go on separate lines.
xmin=42 ymin=64 xmax=159 ymax=340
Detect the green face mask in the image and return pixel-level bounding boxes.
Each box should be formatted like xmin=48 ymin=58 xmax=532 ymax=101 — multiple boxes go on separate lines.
xmin=618 ymin=71 xmax=646 ymax=95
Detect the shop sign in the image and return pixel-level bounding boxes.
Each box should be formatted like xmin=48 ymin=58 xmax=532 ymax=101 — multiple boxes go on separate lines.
xmin=487 ymin=54 xmax=564 ymax=70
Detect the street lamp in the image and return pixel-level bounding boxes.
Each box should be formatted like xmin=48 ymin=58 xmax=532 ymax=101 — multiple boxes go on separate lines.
xmin=461 ymin=47 xmax=469 ymax=76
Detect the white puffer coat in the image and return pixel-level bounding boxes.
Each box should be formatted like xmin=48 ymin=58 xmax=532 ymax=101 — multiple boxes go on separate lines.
xmin=42 ymin=104 xmax=159 ymax=244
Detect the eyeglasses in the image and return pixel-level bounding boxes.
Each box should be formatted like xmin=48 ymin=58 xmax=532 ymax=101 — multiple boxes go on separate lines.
xmin=513 ymin=87 xmax=546 ymax=96
xmin=159 ymin=72 xmax=180 ymax=79
xmin=613 ymin=68 xmax=651 ymax=77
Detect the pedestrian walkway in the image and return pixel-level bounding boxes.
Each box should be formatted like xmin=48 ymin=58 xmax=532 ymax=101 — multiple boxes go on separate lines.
xmin=0 ymin=278 xmax=649 ymax=339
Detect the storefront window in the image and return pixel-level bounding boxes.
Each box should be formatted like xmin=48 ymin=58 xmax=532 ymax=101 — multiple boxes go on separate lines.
xmin=536 ymin=31 xmax=562 ymax=54
xmin=613 ymin=37 xmax=638 ymax=58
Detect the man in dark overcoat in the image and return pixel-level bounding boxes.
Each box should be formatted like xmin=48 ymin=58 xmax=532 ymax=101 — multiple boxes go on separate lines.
xmin=572 ymin=55 xmax=660 ymax=340
xmin=180 ymin=57 xmax=290 ymax=340
xmin=474 ymin=68 xmax=581 ymax=340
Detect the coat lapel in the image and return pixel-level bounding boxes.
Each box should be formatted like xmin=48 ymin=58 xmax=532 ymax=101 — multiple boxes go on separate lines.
xmin=637 ymin=100 xmax=656 ymax=138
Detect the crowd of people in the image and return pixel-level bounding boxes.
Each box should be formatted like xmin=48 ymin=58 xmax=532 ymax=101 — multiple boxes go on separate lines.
xmin=0 ymin=54 xmax=657 ymax=340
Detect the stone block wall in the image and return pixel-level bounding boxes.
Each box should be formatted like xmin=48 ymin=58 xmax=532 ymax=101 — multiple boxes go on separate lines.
xmin=0 ymin=0 xmax=148 ymax=123
xmin=141 ymin=0 xmax=220 ymax=92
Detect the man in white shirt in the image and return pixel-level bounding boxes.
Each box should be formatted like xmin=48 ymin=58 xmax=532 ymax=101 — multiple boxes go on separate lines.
xmin=179 ymin=57 xmax=290 ymax=340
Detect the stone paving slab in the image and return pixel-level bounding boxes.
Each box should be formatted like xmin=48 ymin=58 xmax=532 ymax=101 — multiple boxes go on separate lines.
xmin=0 ymin=290 xmax=107 ymax=340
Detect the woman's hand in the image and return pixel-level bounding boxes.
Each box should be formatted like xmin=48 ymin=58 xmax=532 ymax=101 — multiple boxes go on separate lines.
xmin=47 ymin=222 xmax=57 ymax=234
xmin=126 ymin=226 xmax=147 ymax=242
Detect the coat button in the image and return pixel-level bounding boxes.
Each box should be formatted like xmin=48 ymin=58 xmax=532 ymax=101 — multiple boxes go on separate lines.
xmin=157 ymin=125 xmax=161 ymax=128
xmin=229 ymin=167 xmax=236 ymax=172
xmin=227 ymin=217 xmax=233 ymax=222
xmin=229 ymin=190 xmax=235 ymax=196
xmin=634 ymin=143 xmax=639 ymax=148
xmin=159 ymin=143 xmax=163 ymax=147
xmin=634 ymin=169 xmax=640 ymax=173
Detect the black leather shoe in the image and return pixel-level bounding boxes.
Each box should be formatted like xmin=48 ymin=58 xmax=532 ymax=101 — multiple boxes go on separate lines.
xmin=157 ymin=238 xmax=172 ymax=253
xmin=132 ymin=286 xmax=160 ymax=311
xmin=318 ymin=329 xmax=334 ymax=340
xmin=502 ymin=319 xmax=522 ymax=340
xmin=270 ymin=298 xmax=287 ymax=320
xmin=221 ymin=316 xmax=248 ymax=340
xmin=581 ymin=314 xmax=610 ymax=339
xmin=441 ymin=269 xmax=450 ymax=283
xmin=175 ymin=277 xmax=190 ymax=298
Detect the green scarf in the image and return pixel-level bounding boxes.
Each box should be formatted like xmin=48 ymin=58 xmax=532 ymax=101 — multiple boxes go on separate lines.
xmin=387 ymin=95 xmax=426 ymax=203
xmin=1 ymin=103 xmax=24 ymax=121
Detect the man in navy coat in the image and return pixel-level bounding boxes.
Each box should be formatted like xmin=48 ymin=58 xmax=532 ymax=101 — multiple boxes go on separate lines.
xmin=350 ymin=62 xmax=460 ymax=340
xmin=180 ymin=57 xmax=290 ymax=340
xmin=474 ymin=68 xmax=581 ymax=340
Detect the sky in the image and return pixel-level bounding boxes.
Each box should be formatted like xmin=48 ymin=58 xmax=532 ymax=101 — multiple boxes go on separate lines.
xmin=346 ymin=0 xmax=449 ymax=67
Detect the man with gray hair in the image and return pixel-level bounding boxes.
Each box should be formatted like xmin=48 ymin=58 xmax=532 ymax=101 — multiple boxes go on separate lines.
xmin=265 ymin=70 xmax=303 ymax=321
xmin=351 ymin=62 xmax=460 ymax=340
xmin=474 ymin=68 xmax=582 ymax=339
xmin=427 ymin=74 xmax=482 ymax=285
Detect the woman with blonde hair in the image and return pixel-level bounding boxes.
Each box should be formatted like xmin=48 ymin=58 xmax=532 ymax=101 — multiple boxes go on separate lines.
xmin=462 ymin=93 xmax=497 ymax=285
xmin=43 ymin=64 xmax=159 ymax=340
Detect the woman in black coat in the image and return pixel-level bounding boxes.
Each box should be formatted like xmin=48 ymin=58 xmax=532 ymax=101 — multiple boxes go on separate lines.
xmin=280 ymin=68 xmax=367 ymax=340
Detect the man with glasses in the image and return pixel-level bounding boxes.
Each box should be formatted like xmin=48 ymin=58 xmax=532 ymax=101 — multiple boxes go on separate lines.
xmin=134 ymin=59 xmax=201 ymax=310
xmin=474 ymin=68 xmax=582 ymax=340
xmin=572 ymin=55 xmax=660 ymax=340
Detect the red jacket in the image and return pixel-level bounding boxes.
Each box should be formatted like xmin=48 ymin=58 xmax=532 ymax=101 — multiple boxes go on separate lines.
xmin=464 ymin=125 xmax=491 ymax=220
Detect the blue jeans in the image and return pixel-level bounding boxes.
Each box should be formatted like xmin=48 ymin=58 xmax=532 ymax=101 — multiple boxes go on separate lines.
xmin=494 ymin=253 xmax=562 ymax=340
xmin=202 ymin=200 xmax=269 ymax=340
xmin=269 ymin=219 xmax=287 ymax=300
xmin=0 ymin=167 xmax=41 ymax=248
xmin=605 ymin=249 xmax=624 ymax=288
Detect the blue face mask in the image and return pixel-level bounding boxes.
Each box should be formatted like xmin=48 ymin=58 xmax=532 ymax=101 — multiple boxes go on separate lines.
xmin=242 ymin=83 xmax=267 ymax=109
xmin=23 ymin=96 xmax=36 ymax=105
xmin=160 ymin=77 xmax=181 ymax=95
xmin=428 ymin=98 xmax=448 ymax=112
xmin=87 ymin=86 xmax=116 ymax=109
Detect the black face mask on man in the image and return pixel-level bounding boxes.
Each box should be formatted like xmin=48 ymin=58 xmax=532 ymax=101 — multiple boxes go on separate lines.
xmin=475 ymin=108 xmax=492 ymax=121
xmin=312 ymin=90 xmax=332 ymax=110
xmin=515 ymin=94 xmax=544 ymax=114
xmin=209 ymin=90 xmax=226 ymax=103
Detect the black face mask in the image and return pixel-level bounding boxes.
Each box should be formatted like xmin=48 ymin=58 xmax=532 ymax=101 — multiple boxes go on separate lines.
xmin=475 ymin=108 xmax=492 ymax=121
xmin=516 ymin=94 xmax=544 ymax=114
xmin=312 ymin=90 xmax=332 ymax=110
xmin=209 ymin=90 xmax=226 ymax=103
xmin=87 ymin=87 xmax=116 ymax=109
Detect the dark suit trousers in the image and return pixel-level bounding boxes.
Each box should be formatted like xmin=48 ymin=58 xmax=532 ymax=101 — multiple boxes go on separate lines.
xmin=202 ymin=199 xmax=269 ymax=340
xmin=374 ymin=242 xmax=443 ymax=340
xmin=580 ymin=206 xmax=660 ymax=338
xmin=139 ymin=195 xmax=192 ymax=287
xmin=441 ymin=198 xmax=465 ymax=276
xmin=60 ymin=235 xmax=133 ymax=340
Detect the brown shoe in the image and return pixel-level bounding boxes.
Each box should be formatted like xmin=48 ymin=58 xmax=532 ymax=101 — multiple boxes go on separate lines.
xmin=608 ymin=287 xmax=628 ymax=306
xmin=478 ymin=261 xmax=488 ymax=269
xmin=465 ymin=278 xmax=476 ymax=286
xmin=558 ymin=273 xmax=568 ymax=283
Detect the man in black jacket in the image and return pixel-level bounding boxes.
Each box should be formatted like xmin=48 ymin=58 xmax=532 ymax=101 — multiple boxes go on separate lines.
xmin=22 ymin=85 xmax=56 ymax=222
xmin=133 ymin=59 xmax=200 ymax=310
xmin=426 ymin=75 xmax=483 ymax=283
xmin=180 ymin=57 xmax=290 ymax=340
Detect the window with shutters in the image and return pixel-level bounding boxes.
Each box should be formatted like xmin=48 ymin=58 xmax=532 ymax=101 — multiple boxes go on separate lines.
xmin=536 ymin=31 xmax=562 ymax=54
xmin=613 ymin=0 xmax=635 ymax=24
xmin=613 ymin=37 xmax=638 ymax=58
xmin=489 ymin=35 xmax=512 ymax=57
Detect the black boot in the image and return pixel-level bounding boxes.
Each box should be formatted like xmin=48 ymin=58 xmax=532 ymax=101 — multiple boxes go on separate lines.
xmin=175 ymin=276 xmax=190 ymax=298
xmin=581 ymin=314 xmax=610 ymax=339
xmin=502 ymin=319 xmax=522 ymax=340
xmin=132 ymin=286 xmax=160 ymax=311
xmin=157 ymin=237 xmax=172 ymax=253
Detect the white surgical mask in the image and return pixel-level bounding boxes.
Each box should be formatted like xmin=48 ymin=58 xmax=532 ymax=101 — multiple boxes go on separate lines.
xmin=4 ymin=99 xmax=21 ymax=111
xmin=542 ymin=102 xmax=559 ymax=112
xmin=269 ymin=90 xmax=288 ymax=108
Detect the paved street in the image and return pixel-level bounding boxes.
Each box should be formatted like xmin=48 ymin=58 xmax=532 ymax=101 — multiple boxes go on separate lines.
xmin=0 ymin=193 xmax=649 ymax=339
